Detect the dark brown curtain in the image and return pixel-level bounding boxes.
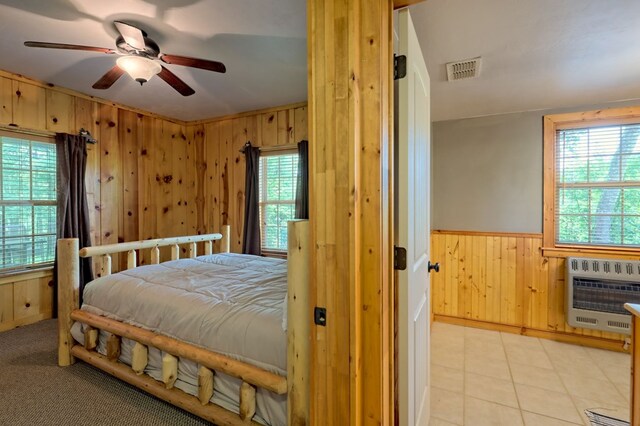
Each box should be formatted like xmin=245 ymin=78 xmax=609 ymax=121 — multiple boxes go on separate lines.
xmin=54 ymin=133 xmax=93 ymax=312
xmin=242 ymin=144 xmax=261 ymax=255
xmin=295 ymin=140 xmax=309 ymax=219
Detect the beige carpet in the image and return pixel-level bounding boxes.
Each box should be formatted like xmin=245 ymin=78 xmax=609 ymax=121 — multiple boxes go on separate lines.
xmin=0 ymin=319 xmax=211 ymax=425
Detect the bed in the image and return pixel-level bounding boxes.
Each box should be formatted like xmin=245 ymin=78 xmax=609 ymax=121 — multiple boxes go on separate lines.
xmin=57 ymin=222 xmax=309 ymax=426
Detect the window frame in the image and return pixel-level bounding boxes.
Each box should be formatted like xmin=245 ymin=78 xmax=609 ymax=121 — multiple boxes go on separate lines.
xmin=258 ymin=148 xmax=298 ymax=255
xmin=543 ymin=106 xmax=640 ymax=257
xmin=0 ymin=129 xmax=57 ymax=274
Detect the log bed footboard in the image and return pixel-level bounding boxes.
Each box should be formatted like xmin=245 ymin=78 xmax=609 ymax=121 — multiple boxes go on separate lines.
xmin=57 ymin=222 xmax=310 ymax=426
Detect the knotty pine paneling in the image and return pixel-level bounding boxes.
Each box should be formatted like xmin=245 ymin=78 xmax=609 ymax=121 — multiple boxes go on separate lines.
xmin=0 ymin=69 xmax=307 ymax=329
xmin=0 ymin=270 xmax=54 ymax=332
xmin=431 ymin=231 xmax=629 ymax=349
xmin=200 ymin=105 xmax=308 ymax=254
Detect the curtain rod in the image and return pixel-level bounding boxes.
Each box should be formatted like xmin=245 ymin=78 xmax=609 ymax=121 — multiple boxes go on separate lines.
xmin=239 ymin=141 xmax=297 ymax=154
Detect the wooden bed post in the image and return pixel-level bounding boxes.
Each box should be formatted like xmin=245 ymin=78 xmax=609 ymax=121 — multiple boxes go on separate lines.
xmin=221 ymin=225 xmax=231 ymax=253
xmin=57 ymin=238 xmax=80 ymax=367
xmin=287 ymin=220 xmax=310 ymax=425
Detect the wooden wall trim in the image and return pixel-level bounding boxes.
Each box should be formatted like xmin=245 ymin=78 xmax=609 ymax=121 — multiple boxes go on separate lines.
xmin=543 ymin=116 xmax=557 ymax=249
xmin=189 ymin=102 xmax=308 ymax=125
xmin=0 ymin=268 xmax=53 ymax=286
xmin=0 ymin=69 xmax=185 ymax=125
xmin=0 ymin=69 xmax=308 ymax=126
xmin=545 ymin=105 xmax=640 ymax=128
xmin=433 ymin=230 xmax=543 ymax=239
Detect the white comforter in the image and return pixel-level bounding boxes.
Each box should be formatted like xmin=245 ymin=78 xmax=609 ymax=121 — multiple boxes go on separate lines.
xmin=70 ymin=253 xmax=288 ymax=425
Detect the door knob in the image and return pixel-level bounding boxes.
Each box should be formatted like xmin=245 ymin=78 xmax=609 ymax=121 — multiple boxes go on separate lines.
xmin=428 ymin=261 xmax=440 ymax=273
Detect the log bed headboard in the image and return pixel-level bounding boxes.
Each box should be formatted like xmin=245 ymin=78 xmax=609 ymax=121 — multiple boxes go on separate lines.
xmin=56 ymin=221 xmax=310 ymax=426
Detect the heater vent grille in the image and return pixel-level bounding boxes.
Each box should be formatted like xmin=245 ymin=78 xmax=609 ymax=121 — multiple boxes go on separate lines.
xmin=566 ymin=257 xmax=640 ymax=335
xmin=446 ymin=57 xmax=482 ymax=81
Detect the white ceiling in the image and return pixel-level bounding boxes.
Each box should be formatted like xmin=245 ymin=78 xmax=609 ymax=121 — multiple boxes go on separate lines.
xmin=409 ymin=0 xmax=640 ymax=121
xmin=0 ymin=0 xmax=307 ymax=121
xmin=1 ymin=1 xmax=639 ymax=122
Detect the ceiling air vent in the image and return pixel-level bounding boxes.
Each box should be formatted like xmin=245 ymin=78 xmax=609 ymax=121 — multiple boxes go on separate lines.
xmin=446 ymin=57 xmax=482 ymax=81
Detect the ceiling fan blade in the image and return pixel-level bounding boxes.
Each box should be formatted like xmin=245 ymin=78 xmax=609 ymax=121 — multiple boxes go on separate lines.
xmin=157 ymin=66 xmax=195 ymax=96
xmin=160 ymin=54 xmax=226 ymax=73
xmin=114 ymin=21 xmax=146 ymax=50
xmin=24 ymin=41 xmax=116 ymax=54
xmin=92 ymin=65 xmax=125 ymax=90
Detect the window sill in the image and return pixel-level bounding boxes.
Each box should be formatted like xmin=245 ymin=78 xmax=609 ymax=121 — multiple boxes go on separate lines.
xmin=261 ymin=250 xmax=287 ymax=259
xmin=542 ymin=245 xmax=640 ymax=260
xmin=0 ymin=265 xmax=54 ymax=285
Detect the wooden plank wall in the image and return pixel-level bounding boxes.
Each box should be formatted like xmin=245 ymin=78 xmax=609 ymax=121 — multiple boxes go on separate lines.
xmin=430 ymin=230 xmax=631 ymax=350
xmin=0 ymin=70 xmax=308 ymax=330
xmin=0 ymin=72 xmax=190 ymax=268
xmin=308 ymin=0 xmax=394 ymax=423
xmin=198 ymin=104 xmax=308 ymax=253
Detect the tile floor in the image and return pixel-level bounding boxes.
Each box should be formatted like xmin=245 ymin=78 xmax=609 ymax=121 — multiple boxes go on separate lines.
xmin=429 ymin=322 xmax=631 ymax=425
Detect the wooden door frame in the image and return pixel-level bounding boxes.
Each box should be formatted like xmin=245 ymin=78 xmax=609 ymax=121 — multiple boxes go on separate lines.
xmin=307 ymin=0 xmax=424 ymax=424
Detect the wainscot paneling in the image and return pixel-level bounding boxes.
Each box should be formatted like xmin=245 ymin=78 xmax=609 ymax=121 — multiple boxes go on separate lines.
xmin=431 ymin=230 xmax=632 ymax=351
xmin=0 ymin=270 xmax=53 ymax=332
xmin=0 ymin=69 xmax=308 ymax=330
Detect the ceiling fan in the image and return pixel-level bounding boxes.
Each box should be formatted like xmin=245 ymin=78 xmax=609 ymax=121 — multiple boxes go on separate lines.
xmin=24 ymin=21 xmax=226 ymax=96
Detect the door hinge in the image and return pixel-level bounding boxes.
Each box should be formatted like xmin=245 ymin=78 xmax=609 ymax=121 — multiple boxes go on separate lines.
xmin=314 ymin=307 xmax=327 ymax=326
xmin=394 ymin=55 xmax=407 ymax=80
xmin=394 ymin=246 xmax=407 ymax=270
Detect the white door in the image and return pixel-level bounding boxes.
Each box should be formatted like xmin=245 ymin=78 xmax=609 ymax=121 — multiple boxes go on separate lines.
xmin=395 ymin=8 xmax=431 ymax=426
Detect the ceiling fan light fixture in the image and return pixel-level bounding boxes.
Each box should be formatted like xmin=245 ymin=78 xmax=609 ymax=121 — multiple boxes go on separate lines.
xmin=116 ymin=55 xmax=161 ymax=85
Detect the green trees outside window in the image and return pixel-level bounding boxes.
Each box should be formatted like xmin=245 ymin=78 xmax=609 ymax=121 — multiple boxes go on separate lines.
xmin=259 ymin=153 xmax=298 ymax=251
xmin=556 ymin=124 xmax=640 ymax=247
xmin=0 ymin=135 xmax=56 ymax=271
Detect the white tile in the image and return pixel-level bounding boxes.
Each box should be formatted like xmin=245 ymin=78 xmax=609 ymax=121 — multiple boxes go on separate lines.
xmin=464 ymin=396 xmax=523 ymax=426
xmin=429 ymin=418 xmax=459 ymax=426
xmin=509 ymin=361 xmax=566 ymax=393
xmin=432 ymin=365 xmax=464 ymax=393
xmin=430 ymin=339 xmax=464 ymax=352
xmin=571 ymin=396 xmax=630 ymax=426
xmin=465 ymin=354 xmax=512 ymax=380
xmin=465 ymin=326 xmax=503 ymax=344
xmin=615 ymin=381 xmax=631 ymax=403
xmin=548 ymin=356 xmax=608 ymax=382
xmin=431 ymin=387 xmax=464 ymax=425
xmin=465 ymin=372 xmax=518 ymax=408
xmin=558 ymin=373 xmax=625 ymax=406
xmin=432 ymin=347 xmax=464 ymax=370
xmin=506 ymin=345 xmax=554 ymax=370
xmin=521 ymin=411 xmax=582 ymax=426
xmin=501 ymin=332 xmax=544 ymax=351
xmin=584 ymin=347 xmax=631 ymax=385
xmin=541 ymin=340 xmax=592 ymax=363
xmin=584 ymin=347 xmax=630 ymax=369
xmin=432 ymin=322 xmax=466 ymax=338
xmin=515 ymin=383 xmax=583 ymax=424
xmin=465 ymin=339 xmax=507 ymax=361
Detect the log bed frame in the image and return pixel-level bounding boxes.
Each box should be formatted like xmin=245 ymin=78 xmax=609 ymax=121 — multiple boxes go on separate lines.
xmin=57 ymin=221 xmax=310 ymax=426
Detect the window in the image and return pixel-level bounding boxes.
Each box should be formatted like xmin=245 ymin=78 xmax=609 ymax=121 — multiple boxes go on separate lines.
xmin=543 ymin=108 xmax=640 ymax=252
xmin=259 ymin=152 xmax=298 ymax=252
xmin=0 ymin=131 xmax=56 ymax=271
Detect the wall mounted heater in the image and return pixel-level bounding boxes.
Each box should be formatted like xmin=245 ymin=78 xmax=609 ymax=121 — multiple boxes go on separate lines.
xmin=567 ymin=257 xmax=640 ymax=335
